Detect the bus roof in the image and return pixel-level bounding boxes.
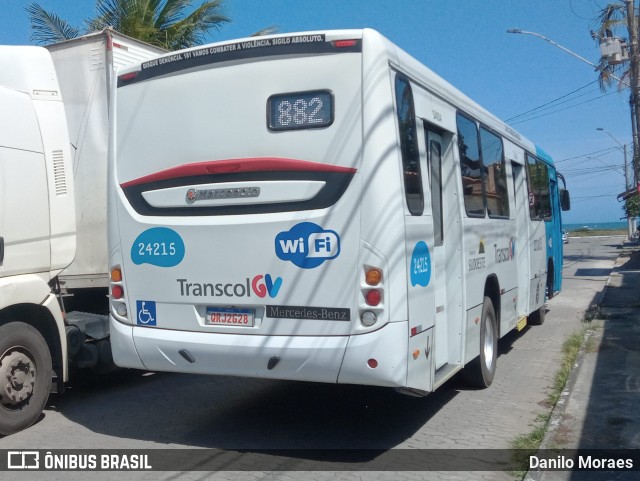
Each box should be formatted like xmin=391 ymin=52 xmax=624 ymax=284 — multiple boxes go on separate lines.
xmin=116 ymin=28 xmax=547 ymax=161
xmin=535 ymin=145 xmax=555 ymax=165
xmin=117 ymin=29 xmax=364 ymax=87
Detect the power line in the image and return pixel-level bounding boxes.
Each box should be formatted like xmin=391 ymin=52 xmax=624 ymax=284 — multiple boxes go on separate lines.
xmin=556 ymin=146 xmax=619 ymax=163
xmin=569 ymin=0 xmax=597 ymax=21
xmin=509 ymin=89 xmax=619 ymax=125
xmin=505 ymin=80 xmax=599 ymax=122
xmin=571 ymin=191 xmax=622 ymax=202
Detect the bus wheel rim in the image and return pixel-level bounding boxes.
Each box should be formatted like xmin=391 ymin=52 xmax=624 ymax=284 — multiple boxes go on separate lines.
xmin=483 ymin=319 xmax=495 ymax=370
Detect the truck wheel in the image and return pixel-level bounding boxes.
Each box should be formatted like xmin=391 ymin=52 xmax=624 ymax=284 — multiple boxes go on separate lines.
xmin=463 ymin=297 xmax=497 ymax=388
xmin=0 ymin=322 xmax=52 ymax=435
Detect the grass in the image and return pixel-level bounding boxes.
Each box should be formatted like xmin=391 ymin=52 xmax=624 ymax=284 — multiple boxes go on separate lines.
xmin=585 ymin=329 xmax=601 ymax=353
xmin=547 ymin=329 xmax=587 ymax=407
xmin=509 ymin=325 xmax=593 ymax=477
xmin=511 ymin=413 xmax=550 ymax=476
xmin=568 ymin=228 xmax=627 ymax=237
xmin=512 ymin=413 xmax=550 ymax=451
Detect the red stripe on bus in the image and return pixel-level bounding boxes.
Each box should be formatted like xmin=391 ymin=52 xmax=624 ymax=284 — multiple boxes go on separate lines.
xmin=120 ymin=158 xmax=357 ymax=188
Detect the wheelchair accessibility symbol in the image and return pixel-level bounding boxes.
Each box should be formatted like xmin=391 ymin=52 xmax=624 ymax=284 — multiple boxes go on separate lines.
xmin=136 ymin=300 xmax=156 ymax=326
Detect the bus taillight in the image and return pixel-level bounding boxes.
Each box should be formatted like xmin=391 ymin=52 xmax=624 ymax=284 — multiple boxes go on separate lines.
xmin=110 ymin=266 xmax=128 ymax=318
xmin=112 ymin=285 xmax=124 ymax=299
xmin=360 ymin=266 xmax=384 ymax=327
xmin=118 ymin=72 xmax=138 ymax=83
xmin=365 ymin=268 xmax=382 ymax=286
xmin=111 ymin=267 xmax=122 ymax=282
xmin=365 ymin=290 xmax=381 ymax=306
xmin=361 ymin=311 xmax=377 ymax=327
xmin=332 ymin=39 xmax=357 ymax=48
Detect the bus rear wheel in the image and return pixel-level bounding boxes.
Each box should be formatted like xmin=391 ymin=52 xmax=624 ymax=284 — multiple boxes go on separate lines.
xmin=546 ymin=262 xmax=555 ymax=300
xmin=0 ymin=322 xmax=52 ymax=435
xmin=463 ymin=296 xmax=497 ymax=388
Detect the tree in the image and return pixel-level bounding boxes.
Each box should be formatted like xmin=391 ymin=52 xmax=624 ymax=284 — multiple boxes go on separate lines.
xmin=594 ymin=1 xmax=631 ymax=90
xmin=593 ymin=1 xmax=640 ymax=189
xmin=623 ymin=192 xmax=640 ymax=218
xmin=26 ymin=0 xmax=231 ymax=50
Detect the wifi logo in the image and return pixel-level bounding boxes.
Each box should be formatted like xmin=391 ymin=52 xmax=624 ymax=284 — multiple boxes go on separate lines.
xmin=275 ymin=222 xmax=341 ymax=269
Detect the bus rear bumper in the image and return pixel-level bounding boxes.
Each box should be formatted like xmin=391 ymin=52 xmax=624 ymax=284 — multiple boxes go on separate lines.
xmin=110 ymin=317 xmax=409 ymax=387
xmin=338 ymin=321 xmax=408 ymax=387
xmin=110 ymin=316 xmax=348 ymax=383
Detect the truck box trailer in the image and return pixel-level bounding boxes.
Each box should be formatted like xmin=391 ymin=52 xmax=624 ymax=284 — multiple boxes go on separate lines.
xmin=48 ymin=28 xmax=165 ymax=291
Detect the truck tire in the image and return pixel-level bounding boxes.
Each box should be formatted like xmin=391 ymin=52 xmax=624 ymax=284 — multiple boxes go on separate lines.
xmin=0 ymin=322 xmax=53 ymax=435
xmin=463 ymin=297 xmax=498 ymax=388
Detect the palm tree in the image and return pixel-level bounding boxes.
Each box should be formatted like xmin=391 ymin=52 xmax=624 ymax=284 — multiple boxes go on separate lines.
xmin=593 ymin=1 xmax=640 ymax=186
xmin=26 ymin=0 xmax=231 ymax=50
xmin=593 ymin=1 xmax=631 ymax=91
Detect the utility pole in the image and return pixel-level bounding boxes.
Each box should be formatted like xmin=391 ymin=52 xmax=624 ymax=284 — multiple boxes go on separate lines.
xmin=598 ymin=128 xmax=634 ymax=237
xmin=625 ymin=0 xmax=640 ymax=185
xmin=508 ymin=28 xmax=630 ymax=85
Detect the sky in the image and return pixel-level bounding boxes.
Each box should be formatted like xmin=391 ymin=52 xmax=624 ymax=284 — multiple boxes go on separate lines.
xmin=1 ymin=0 xmax=634 ymax=224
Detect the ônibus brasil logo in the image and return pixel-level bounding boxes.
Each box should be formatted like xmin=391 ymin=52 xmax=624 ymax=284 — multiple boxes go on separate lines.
xmin=176 ymin=274 xmax=282 ymax=298
xmin=275 ymin=222 xmax=340 ymax=269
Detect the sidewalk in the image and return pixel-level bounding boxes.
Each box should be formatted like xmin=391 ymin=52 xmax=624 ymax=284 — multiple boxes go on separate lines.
xmin=526 ymin=241 xmax=640 ymax=481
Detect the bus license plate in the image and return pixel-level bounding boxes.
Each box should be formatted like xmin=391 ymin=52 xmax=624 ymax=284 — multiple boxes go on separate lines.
xmin=206 ymin=307 xmax=255 ymax=327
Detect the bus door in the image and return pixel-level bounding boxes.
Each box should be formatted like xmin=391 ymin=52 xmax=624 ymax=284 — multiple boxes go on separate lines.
xmin=511 ymin=160 xmax=531 ymax=318
xmin=424 ymin=128 xmax=463 ymax=374
xmin=549 ymin=177 xmax=563 ymax=294
xmin=402 ymin=113 xmax=436 ymax=393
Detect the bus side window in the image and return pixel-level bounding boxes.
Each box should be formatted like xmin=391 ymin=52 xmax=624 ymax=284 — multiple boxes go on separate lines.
xmin=395 ymin=75 xmax=424 ymax=216
xmin=525 ymin=154 xmax=552 ymax=221
xmin=429 ymin=138 xmax=444 ymax=246
xmin=456 ymin=113 xmax=484 ymax=217
xmin=526 ymin=153 xmax=541 ymax=220
xmin=538 ymin=162 xmax=552 ymax=220
xmin=480 ymin=127 xmax=509 ymax=219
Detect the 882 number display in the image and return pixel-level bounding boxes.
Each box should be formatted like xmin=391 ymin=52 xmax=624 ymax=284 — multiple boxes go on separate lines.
xmin=268 ymin=90 xmax=333 ymax=131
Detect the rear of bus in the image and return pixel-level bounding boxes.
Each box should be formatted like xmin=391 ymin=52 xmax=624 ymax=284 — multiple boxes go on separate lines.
xmin=108 ymin=30 xmax=410 ymax=387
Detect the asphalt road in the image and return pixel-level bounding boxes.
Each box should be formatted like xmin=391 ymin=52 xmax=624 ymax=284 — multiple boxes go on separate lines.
xmin=0 ymin=235 xmax=625 ymax=481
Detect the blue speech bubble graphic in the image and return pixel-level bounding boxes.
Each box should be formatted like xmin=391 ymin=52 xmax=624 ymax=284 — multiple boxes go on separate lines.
xmin=410 ymin=241 xmax=431 ymax=287
xmin=275 ymin=222 xmax=340 ymax=269
xmin=131 ymin=227 xmax=185 ymax=267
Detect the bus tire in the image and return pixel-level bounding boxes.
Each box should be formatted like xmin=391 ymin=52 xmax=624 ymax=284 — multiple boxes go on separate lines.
xmin=463 ymin=297 xmax=497 ymax=388
xmin=546 ymin=262 xmax=554 ymax=300
xmin=529 ymin=304 xmax=546 ymax=326
xmin=0 ymin=322 xmax=53 ymax=435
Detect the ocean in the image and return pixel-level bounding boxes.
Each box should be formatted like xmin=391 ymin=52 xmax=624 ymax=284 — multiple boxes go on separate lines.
xmin=564 ymin=221 xmax=628 ymax=232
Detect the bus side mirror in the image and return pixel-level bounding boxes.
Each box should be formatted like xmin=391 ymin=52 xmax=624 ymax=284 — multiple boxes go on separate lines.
xmin=560 ymin=189 xmax=570 ymax=211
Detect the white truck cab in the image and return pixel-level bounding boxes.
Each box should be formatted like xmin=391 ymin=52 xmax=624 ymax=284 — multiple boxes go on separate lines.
xmin=0 ymin=46 xmax=75 ymax=435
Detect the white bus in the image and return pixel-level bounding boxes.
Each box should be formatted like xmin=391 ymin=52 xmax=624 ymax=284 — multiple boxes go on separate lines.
xmin=108 ymin=29 xmax=568 ymax=395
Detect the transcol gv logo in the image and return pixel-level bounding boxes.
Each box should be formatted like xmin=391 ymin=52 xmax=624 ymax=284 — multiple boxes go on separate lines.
xmin=176 ymin=274 xmax=282 ymax=298
xmin=495 ymin=238 xmax=516 ymax=264
xmin=252 ymin=274 xmax=282 ymax=298
xmin=275 ymin=222 xmax=340 ymax=269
